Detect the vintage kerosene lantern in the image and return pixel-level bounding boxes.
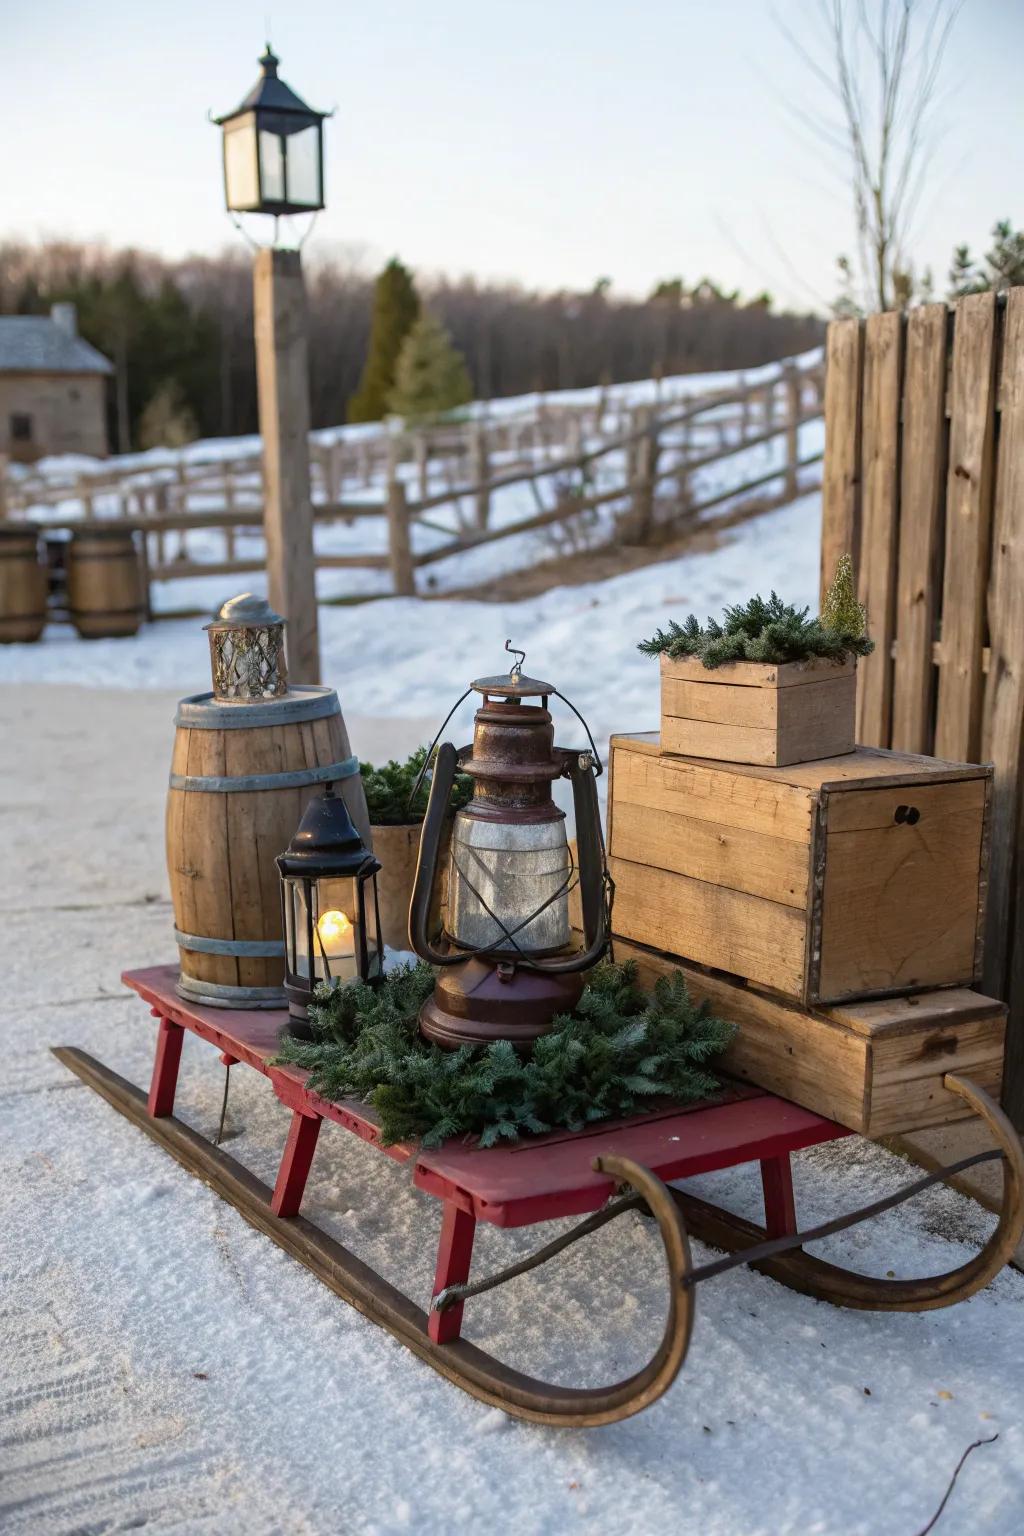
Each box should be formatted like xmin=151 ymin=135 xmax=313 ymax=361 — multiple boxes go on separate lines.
xmin=277 ymin=785 xmax=383 ymax=1035
xmin=409 ymin=647 xmax=610 ymax=1050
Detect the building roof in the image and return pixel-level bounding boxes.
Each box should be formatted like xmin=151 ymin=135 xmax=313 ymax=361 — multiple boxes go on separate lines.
xmin=0 ymin=316 xmax=114 ymax=376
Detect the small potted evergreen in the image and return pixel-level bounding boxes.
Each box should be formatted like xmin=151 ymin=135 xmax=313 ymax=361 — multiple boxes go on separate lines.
xmin=362 ymin=747 xmax=473 ymax=951
xmin=639 ymin=556 xmax=873 ymax=767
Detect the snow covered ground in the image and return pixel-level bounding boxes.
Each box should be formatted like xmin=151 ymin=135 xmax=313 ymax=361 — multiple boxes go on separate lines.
xmin=2 ymin=492 xmax=1024 ymax=1535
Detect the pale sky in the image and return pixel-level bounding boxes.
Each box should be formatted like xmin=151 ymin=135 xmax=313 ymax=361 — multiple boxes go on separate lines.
xmin=5 ymin=0 xmax=1021 ymax=313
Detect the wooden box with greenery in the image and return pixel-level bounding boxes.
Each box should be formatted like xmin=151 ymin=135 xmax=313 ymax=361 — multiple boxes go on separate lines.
xmin=640 ymin=558 xmax=873 ymax=767
xmin=362 ymin=747 xmax=472 ymax=951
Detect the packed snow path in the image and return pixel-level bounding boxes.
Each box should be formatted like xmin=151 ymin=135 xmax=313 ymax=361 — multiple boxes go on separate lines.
xmin=2 ymin=496 xmax=1023 ymax=1534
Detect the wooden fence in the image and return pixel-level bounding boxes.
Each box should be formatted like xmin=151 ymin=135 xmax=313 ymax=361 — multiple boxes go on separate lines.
xmin=8 ymin=358 xmax=824 ymax=612
xmin=821 ymin=289 xmax=1024 ymax=1125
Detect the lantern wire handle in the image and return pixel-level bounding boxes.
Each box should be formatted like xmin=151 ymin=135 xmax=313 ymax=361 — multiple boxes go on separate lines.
xmin=405 ymin=687 xmax=473 ymax=818
xmin=550 ymin=687 xmax=604 ymax=776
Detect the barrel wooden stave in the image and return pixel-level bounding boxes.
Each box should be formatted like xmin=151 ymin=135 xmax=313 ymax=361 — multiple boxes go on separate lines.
xmin=166 ymin=689 xmax=370 ymax=1006
xmin=0 ymin=528 xmax=48 ymax=643
xmin=67 ymin=530 xmax=145 ymax=639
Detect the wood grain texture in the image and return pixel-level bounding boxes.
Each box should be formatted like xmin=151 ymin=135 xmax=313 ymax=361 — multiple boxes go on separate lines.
xmin=981 ymin=288 xmax=1024 ymax=1013
xmin=659 ymin=655 xmax=855 ymax=688
xmin=815 ymin=779 xmax=987 ymax=1001
xmin=611 ymin=799 xmax=809 ymax=907
xmin=605 ymin=935 xmax=1005 ymax=1137
xmin=608 ymin=855 xmax=807 ymax=996
xmin=935 ymin=291 xmax=997 ymax=762
xmin=0 ymin=529 xmax=47 ymax=641
xmin=892 ymin=303 xmax=948 ymax=754
xmin=856 ymin=310 xmax=903 ymax=747
xmin=821 ymin=317 xmax=864 ymax=601
xmin=610 ymin=738 xmax=814 ymax=842
xmin=660 ymin=665 xmax=855 ymax=767
xmin=166 ymin=695 xmax=366 ymax=991
xmin=66 ymin=531 xmax=144 ymax=638
xmin=254 ymin=248 xmax=320 ymax=684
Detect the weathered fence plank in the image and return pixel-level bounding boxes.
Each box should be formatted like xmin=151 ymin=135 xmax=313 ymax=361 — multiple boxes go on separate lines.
xmin=934 ymin=292 xmax=998 ymax=763
xmin=891 ymin=304 xmax=948 ymax=754
xmin=981 ymin=290 xmax=1024 ymax=1102
xmin=821 ymin=318 xmax=864 ymax=601
xmin=856 ymin=311 xmax=903 ymax=747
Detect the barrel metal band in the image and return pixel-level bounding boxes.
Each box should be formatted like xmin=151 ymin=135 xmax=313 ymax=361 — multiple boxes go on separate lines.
xmin=176 ymin=974 xmax=285 ymax=1008
xmin=175 ymin=686 xmax=340 ymax=729
xmin=168 ymin=754 xmax=359 ymax=793
xmin=174 ymin=929 xmax=285 ymax=958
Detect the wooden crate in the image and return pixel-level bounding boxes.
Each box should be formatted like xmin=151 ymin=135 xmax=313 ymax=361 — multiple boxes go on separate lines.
xmin=660 ymin=653 xmax=856 ymax=766
xmin=605 ymin=934 xmax=1005 ymax=1137
xmin=607 ymin=733 xmax=991 ymax=1006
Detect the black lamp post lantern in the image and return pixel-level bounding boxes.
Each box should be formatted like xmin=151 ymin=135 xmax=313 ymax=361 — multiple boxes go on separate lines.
xmin=277 ymin=785 xmax=383 ymax=1034
xmin=215 ymin=46 xmax=328 ymax=218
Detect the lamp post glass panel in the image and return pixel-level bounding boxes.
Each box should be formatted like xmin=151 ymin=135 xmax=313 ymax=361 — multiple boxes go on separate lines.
xmin=277 ymin=786 xmax=382 ymax=1032
xmin=216 ymin=46 xmax=326 ymax=217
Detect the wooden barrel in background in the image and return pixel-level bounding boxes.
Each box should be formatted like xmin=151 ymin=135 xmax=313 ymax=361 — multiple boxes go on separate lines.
xmin=0 ymin=526 xmax=48 ymax=643
xmin=67 ymin=528 xmax=145 ymax=639
xmin=166 ymin=685 xmax=371 ymax=1009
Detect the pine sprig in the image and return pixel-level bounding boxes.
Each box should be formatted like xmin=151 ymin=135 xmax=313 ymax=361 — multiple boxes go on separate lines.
xmin=275 ymin=959 xmax=736 ymax=1148
xmin=638 ymin=576 xmax=874 ymax=670
xmin=360 ymin=745 xmax=473 ymax=825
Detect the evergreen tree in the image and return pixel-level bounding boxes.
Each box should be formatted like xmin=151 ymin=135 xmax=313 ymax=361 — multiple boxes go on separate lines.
xmin=137 ymin=380 xmax=198 ymax=449
xmin=949 ymin=221 xmax=1024 ymax=299
xmin=347 ymin=258 xmax=419 ymax=423
xmin=386 ymin=311 xmax=473 ymax=422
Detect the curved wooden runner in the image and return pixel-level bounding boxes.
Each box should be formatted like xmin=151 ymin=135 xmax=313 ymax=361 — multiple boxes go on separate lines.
xmin=52 ymin=1045 xmax=1022 ymax=1428
xmin=51 ymin=1048 xmax=694 ymax=1428
xmin=673 ymin=1074 xmax=1024 ymax=1312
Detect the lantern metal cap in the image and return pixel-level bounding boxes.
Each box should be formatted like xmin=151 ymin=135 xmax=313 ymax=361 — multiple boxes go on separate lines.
xmin=205 ymin=593 xmax=285 ymax=632
xmin=471 ymin=672 xmax=555 ymax=699
xmin=214 ymin=45 xmax=328 ymax=125
xmin=277 ymin=784 xmax=379 ymax=877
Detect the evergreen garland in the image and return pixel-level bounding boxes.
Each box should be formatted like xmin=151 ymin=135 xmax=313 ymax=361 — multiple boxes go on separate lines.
xmin=638 ymin=564 xmax=873 ymax=670
xmin=361 ymin=745 xmax=473 ymax=826
xmin=275 ymin=960 xmax=736 ymax=1148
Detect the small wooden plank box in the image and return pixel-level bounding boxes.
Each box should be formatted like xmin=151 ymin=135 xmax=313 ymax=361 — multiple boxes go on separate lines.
xmin=605 ymin=936 xmax=1005 ymax=1137
xmin=607 ymin=733 xmax=991 ymax=1007
xmin=660 ymin=654 xmax=857 ymax=767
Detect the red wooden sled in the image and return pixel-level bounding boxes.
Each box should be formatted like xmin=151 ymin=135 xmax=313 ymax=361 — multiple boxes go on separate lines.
xmin=52 ymin=963 xmax=1024 ymax=1428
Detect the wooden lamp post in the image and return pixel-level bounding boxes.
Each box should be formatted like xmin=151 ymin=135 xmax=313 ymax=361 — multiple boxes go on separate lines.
xmin=214 ymin=47 xmax=329 ymax=684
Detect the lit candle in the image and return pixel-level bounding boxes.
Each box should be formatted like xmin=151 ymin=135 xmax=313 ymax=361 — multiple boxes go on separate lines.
xmin=316 ymin=909 xmax=355 ymax=980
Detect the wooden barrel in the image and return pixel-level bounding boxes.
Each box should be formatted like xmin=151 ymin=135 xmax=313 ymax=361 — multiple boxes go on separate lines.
xmin=166 ymin=685 xmax=372 ymax=1009
xmin=0 ymin=526 xmax=48 ymax=643
xmin=67 ymin=528 xmax=145 ymax=638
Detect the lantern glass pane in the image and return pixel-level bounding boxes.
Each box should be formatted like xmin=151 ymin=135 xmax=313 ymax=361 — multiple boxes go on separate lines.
xmin=259 ymin=130 xmax=286 ymax=203
xmin=448 ymin=813 xmax=571 ymax=954
xmin=285 ymin=125 xmax=321 ymax=206
xmin=223 ymin=116 xmax=259 ymax=209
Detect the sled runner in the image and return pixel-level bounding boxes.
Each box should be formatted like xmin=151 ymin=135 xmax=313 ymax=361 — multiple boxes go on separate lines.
xmin=53 ymin=964 xmax=1024 ymax=1429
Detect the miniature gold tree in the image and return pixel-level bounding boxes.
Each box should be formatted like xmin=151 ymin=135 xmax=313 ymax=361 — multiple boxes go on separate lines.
xmin=821 ymin=553 xmax=868 ymax=640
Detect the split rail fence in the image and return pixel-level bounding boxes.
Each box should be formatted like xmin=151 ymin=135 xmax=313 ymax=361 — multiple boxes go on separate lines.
xmin=820 ymin=289 xmax=1024 ymax=1125
xmin=4 ymin=359 xmax=824 ymax=613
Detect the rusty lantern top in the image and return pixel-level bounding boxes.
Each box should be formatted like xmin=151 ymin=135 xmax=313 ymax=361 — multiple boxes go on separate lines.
xmin=205 ymin=593 xmax=288 ymax=701
xmin=461 ymin=663 xmax=567 ymax=823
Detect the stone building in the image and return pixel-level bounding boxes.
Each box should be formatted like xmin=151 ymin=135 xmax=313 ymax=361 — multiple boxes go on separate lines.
xmin=0 ymin=304 xmax=113 ymax=461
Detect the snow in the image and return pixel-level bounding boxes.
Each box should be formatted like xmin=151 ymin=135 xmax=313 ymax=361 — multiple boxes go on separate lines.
xmin=3 ymin=444 xmax=1024 ymax=1533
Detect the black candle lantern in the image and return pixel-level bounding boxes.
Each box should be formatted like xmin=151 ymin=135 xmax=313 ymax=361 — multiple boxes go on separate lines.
xmin=277 ymin=785 xmax=383 ymax=1034
xmin=215 ymin=46 xmax=327 ymax=217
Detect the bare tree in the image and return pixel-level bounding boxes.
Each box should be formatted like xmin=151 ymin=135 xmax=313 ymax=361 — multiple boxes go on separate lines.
xmin=779 ymin=1 xmax=961 ymax=313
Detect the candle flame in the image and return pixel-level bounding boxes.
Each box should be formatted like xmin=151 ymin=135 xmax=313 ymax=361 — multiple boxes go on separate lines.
xmin=317 ymin=909 xmax=352 ymax=943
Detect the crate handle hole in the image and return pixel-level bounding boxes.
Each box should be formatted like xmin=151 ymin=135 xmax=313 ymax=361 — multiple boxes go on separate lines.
xmin=894 ymin=804 xmax=921 ymax=825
